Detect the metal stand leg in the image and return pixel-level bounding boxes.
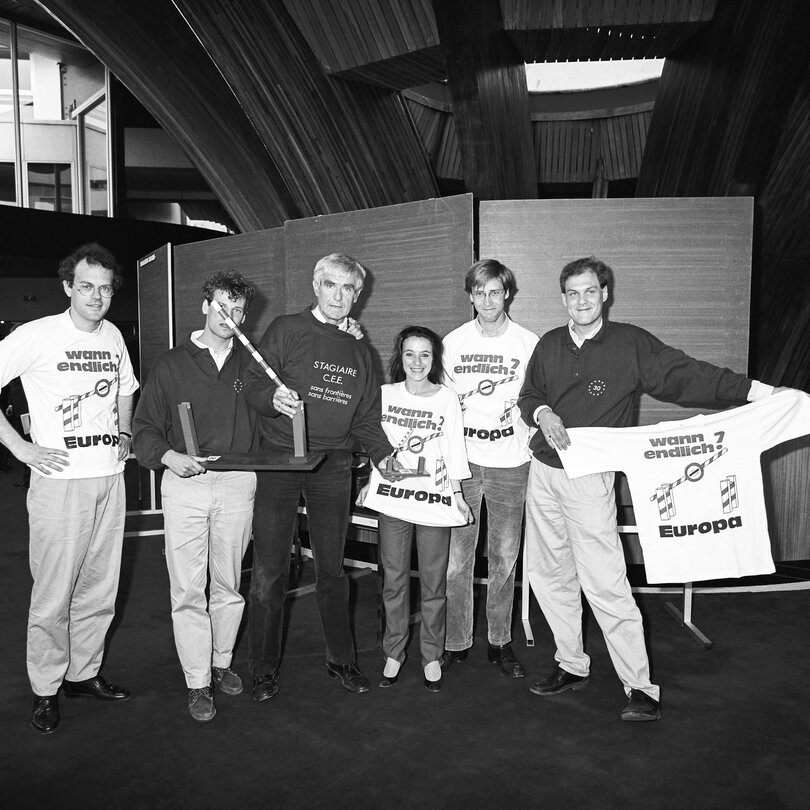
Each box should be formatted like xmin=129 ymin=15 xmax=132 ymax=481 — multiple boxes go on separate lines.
xmin=521 ymin=534 xmax=534 ymax=647
xmin=664 ymin=582 xmax=713 ymax=649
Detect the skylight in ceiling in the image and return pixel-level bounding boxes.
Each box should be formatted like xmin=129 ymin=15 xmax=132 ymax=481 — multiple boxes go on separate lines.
xmin=526 ymin=59 xmax=664 ymax=92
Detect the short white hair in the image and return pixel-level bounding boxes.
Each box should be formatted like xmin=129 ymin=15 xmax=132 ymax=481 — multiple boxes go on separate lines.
xmin=312 ymin=253 xmax=366 ymax=292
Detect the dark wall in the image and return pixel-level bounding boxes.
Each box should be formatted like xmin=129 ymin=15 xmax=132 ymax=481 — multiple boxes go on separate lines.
xmin=0 ymin=206 xmax=222 ymax=326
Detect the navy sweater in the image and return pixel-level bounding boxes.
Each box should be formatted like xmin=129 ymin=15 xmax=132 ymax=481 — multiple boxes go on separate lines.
xmin=133 ymin=337 xmax=257 ymax=469
xmin=517 ymin=320 xmax=752 ymax=469
xmin=244 ymin=309 xmax=393 ymax=464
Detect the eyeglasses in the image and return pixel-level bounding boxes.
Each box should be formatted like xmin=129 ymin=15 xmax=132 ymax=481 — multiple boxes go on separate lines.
xmin=471 ymin=289 xmax=505 ymax=302
xmin=73 ymin=281 xmax=114 ymax=298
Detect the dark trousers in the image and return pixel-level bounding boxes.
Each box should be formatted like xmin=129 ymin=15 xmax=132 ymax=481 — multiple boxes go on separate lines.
xmin=248 ymin=450 xmax=354 ymax=675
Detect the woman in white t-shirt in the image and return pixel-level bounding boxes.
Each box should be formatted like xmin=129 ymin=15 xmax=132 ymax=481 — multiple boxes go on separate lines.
xmin=358 ymin=326 xmax=472 ymax=692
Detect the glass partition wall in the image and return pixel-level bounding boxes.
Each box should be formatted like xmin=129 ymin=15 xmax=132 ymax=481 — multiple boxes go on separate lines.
xmin=0 ymin=19 xmax=109 ymax=216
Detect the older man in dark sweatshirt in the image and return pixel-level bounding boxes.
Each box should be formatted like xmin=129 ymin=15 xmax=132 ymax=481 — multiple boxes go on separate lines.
xmin=245 ymin=253 xmax=395 ymax=701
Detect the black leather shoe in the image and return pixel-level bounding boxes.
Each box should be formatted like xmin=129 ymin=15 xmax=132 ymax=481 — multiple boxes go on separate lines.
xmin=62 ymin=675 xmax=131 ymax=702
xmin=487 ymin=643 xmax=526 ymax=678
xmin=620 ymin=689 xmax=661 ymax=722
xmin=424 ymin=677 xmax=441 ymax=693
xmin=326 ymin=661 xmax=369 ymax=693
xmin=32 ymin=695 xmax=59 ymax=734
xmin=439 ymin=649 xmax=468 ymax=670
xmin=378 ymin=673 xmax=399 ymax=688
xmin=252 ymin=673 xmax=279 ymax=703
xmin=529 ymin=665 xmax=590 ymax=696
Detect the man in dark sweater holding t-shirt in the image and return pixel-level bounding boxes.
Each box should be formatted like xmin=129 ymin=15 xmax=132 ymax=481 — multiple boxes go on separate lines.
xmin=517 ymin=256 xmax=789 ymax=722
xmin=245 ymin=253 xmax=396 ymax=700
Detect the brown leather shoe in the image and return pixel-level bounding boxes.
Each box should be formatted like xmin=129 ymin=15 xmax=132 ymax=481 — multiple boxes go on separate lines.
xmin=487 ymin=643 xmax=526 ymax=678
xmin=188 ymin=686 xmax=216 ymax=722
xmin=32 ymin=695 xmax=59 ymax=734
xmin=439 ymin=649 xmax=469 ymax=670
xmin=529 ymin=665 xmax=590 ymax=696
xmin=62 ymin=675 xmax=131 ymax=702
xmin=620 ymin=689 xmax=661 ymax=721
xmin=252 ymin=673 xmax=280 ymax=702
xmin=424 ymin=677 xmax=442 ymax=693
xmin=326 ymin=661 xmax=369 ymax=693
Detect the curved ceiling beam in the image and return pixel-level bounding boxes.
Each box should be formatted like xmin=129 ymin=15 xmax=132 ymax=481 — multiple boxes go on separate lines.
xmin=637 ymin=0 xmax=810 ymax=198
xmin=36 ymin=0 xmax=301 ymax=232
xmin=173 ymin=0 xmax=438 ymax=218
xmin=501 ymin=0 xmax=717 ymax=61
xmin=432 ymin=0 xmax=537 ymax=200
xmin=283 ymin=0 xmax=446 ymax=90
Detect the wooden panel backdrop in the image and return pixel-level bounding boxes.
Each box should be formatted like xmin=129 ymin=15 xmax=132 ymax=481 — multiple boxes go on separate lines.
xmin=136 ymin=243 xmax=173 ymax=386
xmin=137 ymin=195 xmax=806 ymax=562
xmin=480 ymin=197 xmax=809 ymax=563
xmin=480 ymin=197 xmax=753 ymax=426
xmin=172 ymin=229 xmax=286 ymax=348
xmin=283 ymin=194 xmax=474 ymax=380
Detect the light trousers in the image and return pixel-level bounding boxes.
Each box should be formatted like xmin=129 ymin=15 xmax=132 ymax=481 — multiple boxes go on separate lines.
xmin=161 ymin=469 xmax=256 ymax=689
xmin=378 ymin=515 xmax=450 ymax=668
xmin=27 ymin=473 xmax=125 ymax=696
xmin=524 ymin=458 xmax=660 ymax=700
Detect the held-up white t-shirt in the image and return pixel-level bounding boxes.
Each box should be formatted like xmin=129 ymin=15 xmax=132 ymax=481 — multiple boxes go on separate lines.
xmin=0 ymin=310 xmax=139 ymax=479
xmin=557 ymin=390 xmax=810 ymax=583
xmin=362 ymin=382 xmax=471 ymax=527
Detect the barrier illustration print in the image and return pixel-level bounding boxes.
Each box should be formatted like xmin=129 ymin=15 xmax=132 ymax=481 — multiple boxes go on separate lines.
xmin=56 ymin=377 xmax=115 ymax=431
xmin=650 ymin=447 xmax=738 ymax=521
xmin=458 ymin=374 xmax=517 ymax=410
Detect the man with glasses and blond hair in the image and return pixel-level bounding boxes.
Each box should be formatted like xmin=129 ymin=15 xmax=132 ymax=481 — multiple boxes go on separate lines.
xmin=0 ymin=242 xmax=138 ymax=734
xmin=441 ymin=259 xmax=539 ymax=678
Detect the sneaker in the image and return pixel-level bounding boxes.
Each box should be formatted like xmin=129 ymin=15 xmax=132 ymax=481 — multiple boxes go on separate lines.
xmin=188 ymin=686 xmax=216 ymax=722
xmin=620 ymin=689 xmax=661 ymax=722
xmin=212 ymin=666 xmax=243 ymax=695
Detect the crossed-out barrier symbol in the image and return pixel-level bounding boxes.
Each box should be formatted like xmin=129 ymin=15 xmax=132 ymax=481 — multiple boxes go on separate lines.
xmin=55 ymin=378 xmax=114 ymax=431
xmin=650 ymin=447 xmax=735 ymax=521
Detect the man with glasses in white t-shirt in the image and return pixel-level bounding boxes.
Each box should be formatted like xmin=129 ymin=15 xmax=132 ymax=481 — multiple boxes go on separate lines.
xmin=0 ymin=243 xmax=138 ymax=735
xmin=441 ymin=259 xmax=539 ymax=678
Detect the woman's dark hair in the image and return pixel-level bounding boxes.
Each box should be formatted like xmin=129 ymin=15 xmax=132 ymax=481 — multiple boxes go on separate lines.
xmin=388 ymin=325 xmax=445 ymax=384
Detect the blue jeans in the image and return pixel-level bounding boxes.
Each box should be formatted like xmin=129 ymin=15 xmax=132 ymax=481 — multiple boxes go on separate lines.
xmin=378 ymin=515 xmax=450 ymax=668
xmin=248 ymin=451 xmax=354 ymax=675
xmin=445 ymin=462 xmax=529 ymax=650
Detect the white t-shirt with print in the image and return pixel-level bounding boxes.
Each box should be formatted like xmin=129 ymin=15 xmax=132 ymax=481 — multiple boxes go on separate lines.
xmin=363 ymin=382 xmax=471 ymax=527
xmin=443 ymin=318 xmax=538 ymax=467
xmin=0 ymin=310 xmax=139 ymax=479
xmin=558 ymin=391 xmax=810 ymax=583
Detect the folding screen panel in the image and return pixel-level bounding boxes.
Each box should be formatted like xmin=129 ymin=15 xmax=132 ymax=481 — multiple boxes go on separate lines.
xmin=479 ymin=197 xmax=753 ymax=425
xmin=172 ymin=229 xmax=285 ymax=346
xmin=283 ymin=194 xmax=474 ymax=379
xmin=137 ymin=243 xmax=173 ymax=386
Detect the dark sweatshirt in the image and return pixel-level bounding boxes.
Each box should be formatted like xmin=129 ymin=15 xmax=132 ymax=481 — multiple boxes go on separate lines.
xmin=133 ymin=337 xmax=257 ymax=469
xmin=518 ymin=320 xmax=753 ymax=469
xmin=244 ymin=308 xmax=393 ymax=464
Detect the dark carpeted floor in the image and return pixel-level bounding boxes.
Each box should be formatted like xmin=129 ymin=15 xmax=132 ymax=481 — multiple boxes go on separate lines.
xmin=1 ymin=459 xmax=808 ymax=810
